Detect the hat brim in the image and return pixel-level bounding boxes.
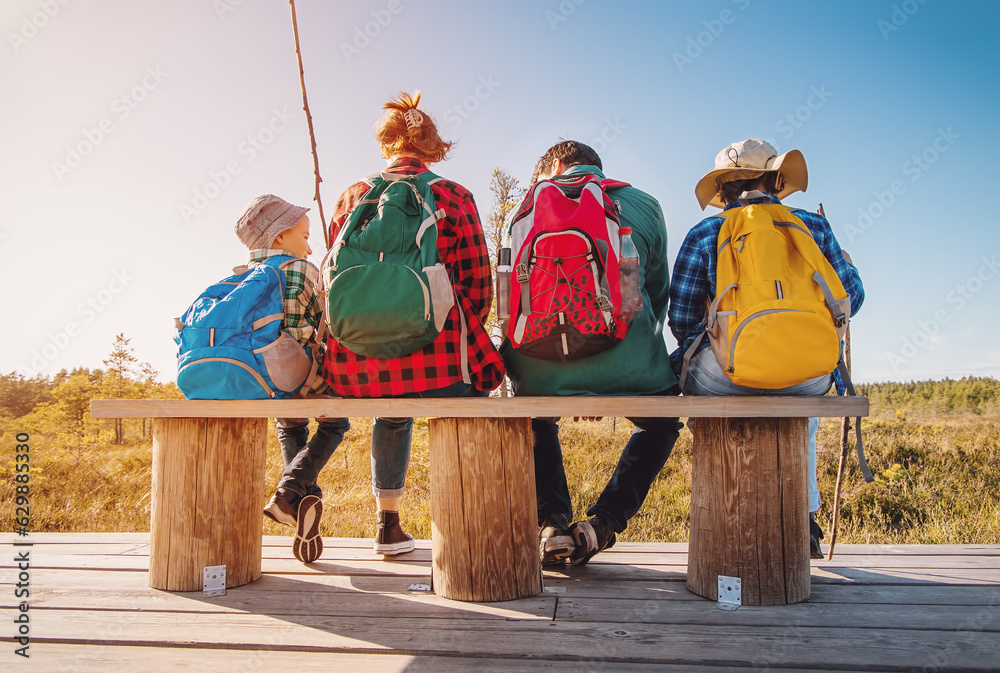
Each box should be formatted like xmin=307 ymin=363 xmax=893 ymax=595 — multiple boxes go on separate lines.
xmin=695 ymin=149 xmax=808 ymax=209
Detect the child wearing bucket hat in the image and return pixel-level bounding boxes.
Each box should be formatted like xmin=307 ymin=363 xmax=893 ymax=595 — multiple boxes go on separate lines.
xmin=236 ymin=193 xmax=350 ymax=565
xmin=669 ymin=139 xmax=865 ymax=559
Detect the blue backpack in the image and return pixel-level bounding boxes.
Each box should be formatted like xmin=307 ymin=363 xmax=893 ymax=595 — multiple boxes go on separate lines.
xmin=174 ymin=256 xmax=313 ymax=399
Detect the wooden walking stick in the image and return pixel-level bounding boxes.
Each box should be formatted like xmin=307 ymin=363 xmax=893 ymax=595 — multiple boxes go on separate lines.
xmin=828 ymin=323 xmax=851 ymax=560
xmin=288 ymin=0 xmax=328 ymax=244
xmin=820 ymin=201 xmax=851 ymax=561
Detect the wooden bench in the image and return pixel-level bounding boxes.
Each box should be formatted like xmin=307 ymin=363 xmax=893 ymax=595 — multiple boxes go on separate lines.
xmin=90 ymin=396 xmax=868 ymax=605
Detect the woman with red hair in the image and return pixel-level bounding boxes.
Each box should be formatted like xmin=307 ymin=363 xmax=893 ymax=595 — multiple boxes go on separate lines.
xmin=323 ymin=91 xmax=504 ymax=555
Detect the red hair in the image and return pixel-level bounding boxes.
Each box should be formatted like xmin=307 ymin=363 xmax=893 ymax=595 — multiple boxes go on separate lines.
xmin=374 ymin=90 xmax=453 ymax=164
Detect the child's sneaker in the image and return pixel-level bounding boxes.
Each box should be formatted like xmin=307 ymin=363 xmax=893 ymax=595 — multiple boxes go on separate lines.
xmin=810 ymin=512 xmax=824 ymax=560
xmin=539 ymin=513 xmax=575 ymax=566
xmin=568 ymin=516 xmax=616 ymax=566
xmin=374 ymin=510 xmax=415 ymax=555
xmin=263 ymin=489 xmax=298 ymax=527
xmin=292 ymin=495 xmax=323 ymax=563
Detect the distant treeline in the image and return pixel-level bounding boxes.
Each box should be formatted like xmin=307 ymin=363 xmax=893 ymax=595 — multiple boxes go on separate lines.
xmin=858 ymin=376 xmax=1000 ymax=417
xmin=3 ymin=368 xmax=999 ymax=425
xmin=1 ymin=334 xmax=181 ymax=445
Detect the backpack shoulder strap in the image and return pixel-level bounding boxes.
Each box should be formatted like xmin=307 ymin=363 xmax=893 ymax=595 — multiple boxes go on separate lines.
xmin=259 ymin=254 xmax=296 ymax=269
xmin=600 ymin=178 xmax=631 ymax=191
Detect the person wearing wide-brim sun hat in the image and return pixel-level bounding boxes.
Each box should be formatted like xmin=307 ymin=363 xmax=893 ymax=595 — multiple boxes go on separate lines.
xmin=694 ymin=138 xmax=809 ymax=210
xmin=668 ymin=138 xmax=865 ymax=559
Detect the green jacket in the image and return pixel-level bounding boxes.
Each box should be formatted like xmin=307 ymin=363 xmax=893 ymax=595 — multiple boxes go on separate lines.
xmin=500 ymin=165 xmax=677 ymax=395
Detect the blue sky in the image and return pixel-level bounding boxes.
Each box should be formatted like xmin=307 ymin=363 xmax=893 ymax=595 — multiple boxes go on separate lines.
xmin=3 ymin=0 xmax=999 ymax=384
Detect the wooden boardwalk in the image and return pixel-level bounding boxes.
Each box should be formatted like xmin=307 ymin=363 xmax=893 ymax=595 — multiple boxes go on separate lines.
xmin=2 ymin=533 xmax=999 ymax=672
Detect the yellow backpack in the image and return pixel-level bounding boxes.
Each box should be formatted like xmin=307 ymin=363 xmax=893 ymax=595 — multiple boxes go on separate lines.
xmin=701 ymin=202 xmax=850 ymax=389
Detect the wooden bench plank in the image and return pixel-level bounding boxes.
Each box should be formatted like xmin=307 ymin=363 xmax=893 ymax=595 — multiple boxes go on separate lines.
xmin=90 ymin=395 xmax=869 ymax=419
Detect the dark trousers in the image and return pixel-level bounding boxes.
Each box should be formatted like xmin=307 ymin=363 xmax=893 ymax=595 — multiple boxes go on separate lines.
xmin=532 ymin=413 xmax=683 ymax=533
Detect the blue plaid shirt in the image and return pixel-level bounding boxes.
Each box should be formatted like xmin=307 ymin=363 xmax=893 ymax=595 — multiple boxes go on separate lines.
xmin=668 ymin=194 xmax=865 ymax=378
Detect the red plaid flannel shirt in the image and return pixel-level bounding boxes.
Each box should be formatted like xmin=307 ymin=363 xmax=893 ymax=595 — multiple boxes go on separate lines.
xmin=321 ymin=157 xmax=505 ymax=397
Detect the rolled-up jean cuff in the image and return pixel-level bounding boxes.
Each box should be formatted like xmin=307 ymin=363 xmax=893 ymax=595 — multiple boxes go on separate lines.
xmin=372 ymin=486 xmax=405 ymax=499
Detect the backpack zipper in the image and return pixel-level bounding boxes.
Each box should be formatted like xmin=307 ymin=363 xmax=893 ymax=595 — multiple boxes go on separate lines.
xmin=178 ymin=357 xmax=275 ymax=398
xmin=727 ymin=308 xmax=812 ymax=374
xmin=405 ymin=267 xmax=431 ymax=320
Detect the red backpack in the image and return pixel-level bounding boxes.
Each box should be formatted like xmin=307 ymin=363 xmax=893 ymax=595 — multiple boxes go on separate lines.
xmin=500 ymin=174 xmax=631 ymax=360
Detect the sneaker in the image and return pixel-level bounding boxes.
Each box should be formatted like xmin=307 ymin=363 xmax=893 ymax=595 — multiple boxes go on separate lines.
xmin=374 ymin=510 xmax=415 ymax=555
xmin=263 ymin=489 xmax=298 ymax=528
xmin=292 ymin=495 xmax=323 ymax=563
xmin=810 ymin=512 xmax=824 ymax=560
xmin=568 ymin=516 xmax=616 ymax=566
xmin=539 ymin=513 xmax=575 ymax=566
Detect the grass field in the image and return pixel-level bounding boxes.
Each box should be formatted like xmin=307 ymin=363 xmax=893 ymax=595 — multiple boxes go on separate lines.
xmin=4 ymin=407 xmax=998 ymax=546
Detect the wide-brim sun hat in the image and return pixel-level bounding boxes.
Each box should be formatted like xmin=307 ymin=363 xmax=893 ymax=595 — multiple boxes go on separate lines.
xmin=695 ymin=139 xmax=808 ymax=210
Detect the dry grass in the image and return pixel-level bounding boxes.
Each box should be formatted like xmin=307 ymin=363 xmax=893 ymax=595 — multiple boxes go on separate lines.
xmin=3 ymin=412 xmax=997 ymax=546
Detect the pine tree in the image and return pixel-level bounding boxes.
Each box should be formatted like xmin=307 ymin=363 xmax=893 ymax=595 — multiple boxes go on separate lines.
xmin=102 ymin=333 xmax=138 ymax=444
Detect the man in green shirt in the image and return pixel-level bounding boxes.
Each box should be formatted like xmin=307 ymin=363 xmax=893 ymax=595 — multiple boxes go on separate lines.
xmin=501 ymin=141 xmax=682 ymax=565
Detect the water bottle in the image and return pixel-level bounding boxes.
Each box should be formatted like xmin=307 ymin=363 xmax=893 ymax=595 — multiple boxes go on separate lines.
xmin=618 ymin=227 xmax=643 ymax=322
xmin=496 ymin=247 xmax=512 ymax=323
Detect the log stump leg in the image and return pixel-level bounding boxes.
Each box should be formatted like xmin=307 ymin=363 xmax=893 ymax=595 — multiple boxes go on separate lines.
xmin=149 ymin=417 xmax=267 ymax=591
xmin=687 ymin=417 xmax=811 ymax=606
xmin=427 ymin=417 xmax=542 ymax=602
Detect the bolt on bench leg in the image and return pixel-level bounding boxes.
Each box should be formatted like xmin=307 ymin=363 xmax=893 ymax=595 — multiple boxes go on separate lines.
xmin=149 ymin=417 xmax=267 ymax=591
xmin=428 ymin=417 xmax=542 ymax=602
xmin=687 ymin=417 xmax=811 ymax=606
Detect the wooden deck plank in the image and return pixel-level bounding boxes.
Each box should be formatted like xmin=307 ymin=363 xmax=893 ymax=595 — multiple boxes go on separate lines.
xmin=18 ymin=584 xmax=554 ymax=621
xmin=9 ymin=557 xmax=1000 ymax=587
xmin=548 ymin=563 xmax=1000 ymax=585
xmin=8 ymin=544 xmax=997 ymax=570
xmin=19 ymin=569 xmax=1000 ymax=609
xmin=582 ymin=551 xmax=1000 ymax=569
xmin=555 ymin=596 xmax=1000 ymax=630
xmin=542 ymin=576 xmax=1000 ymax=605
xmin=16 ymin=579 xmax=998 ymax=633
xmin=13 ymin=609 xmax=1000 ymax=671
xmin=8 ymin=535 xmax=999 ymax=558
xmin=90 ymin=395 xmax=869 ymax=419
xmin=26 ymin=644 xmax=878 ymax=673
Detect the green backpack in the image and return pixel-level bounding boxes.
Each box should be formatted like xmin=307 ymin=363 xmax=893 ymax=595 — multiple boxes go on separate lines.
xmin=321 ymin=171 xmax=455 ymax=359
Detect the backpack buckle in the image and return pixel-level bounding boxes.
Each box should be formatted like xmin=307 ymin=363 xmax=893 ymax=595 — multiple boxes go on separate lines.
xmin=515 ymin=263 xmax=529 ymax=283
xmin=596 ymin=296 xmax=612 ymax=312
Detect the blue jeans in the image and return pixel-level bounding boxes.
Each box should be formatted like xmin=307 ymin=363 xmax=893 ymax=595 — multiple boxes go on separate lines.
xmin=533 ymin=393 xmax=684 ymax=534
xmin=682 ymin=348 xmax=829 ymax=512
xmin=275 ymin=416 xmax=351 ymax=500
xmin=369 ymin=381 xmax=488 ymax=498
